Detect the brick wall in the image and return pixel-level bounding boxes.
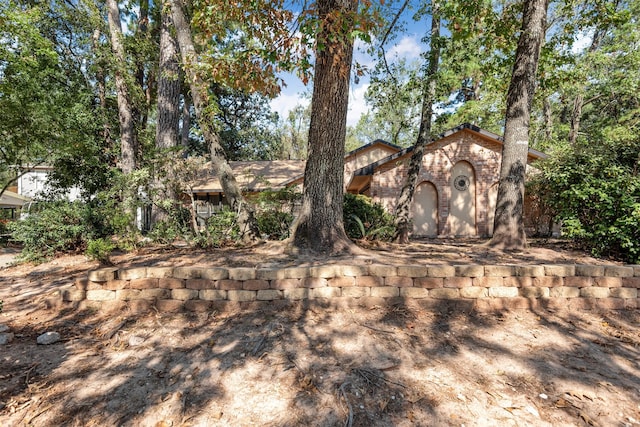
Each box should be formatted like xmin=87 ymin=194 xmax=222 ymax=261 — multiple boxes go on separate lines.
xmin=61 ymin=263 xmax=640 ymax=313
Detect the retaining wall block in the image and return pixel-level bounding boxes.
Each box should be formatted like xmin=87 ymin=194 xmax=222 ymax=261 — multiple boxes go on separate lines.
xmin=580 ymin=287 xmax=610 ymax=298
xmin=622 ymin=277 xmax=640 ymax=288
xmin=370 ymin=286 xmax=400 ymax=298
xmin=115 ymin=289 xmax=142 ymax=301
xmin=184 ymin=300 xmax=212 ymax=312
xmin=118 ymin=268 xmax=148 ymax=281
xmin=186 ymin=279 xmax=215 ymax=290
xmin=129 ymin=278 xmax=159 ymax=290
xmin=229 ymin=268 xmax=256 ymax=281
xmin=414 ymin=277 xmax=444 ymax=289
xmin=355 ymin=276 xmax=384 ymax=287
xmin=61 ymin=288 xmax=86 ymax=302
xmin=342 ymin=287 xmax=370 ymax=298
xmin=400 ymin=287 xmax=429 ymax=298
xmin=329 ymin=277 xmax=355 ymax=287
xmin=397 ymin=265 xmax=428 ymax=278
xmin=604 ymin=266 xmax=635 ymax=278
xmin=515 ymin=266 xmax=545 ymax=277
xmin=256 ymin=268 xmax=285 ymax=280
xmin=503 ymin=277 xmax=533 ymax=287
xmin=257 ymin=289 xmax=283 ymax=301
xmin=158 ymin=278 xmax=185 ymax=289
xmin=368 ymin=264 xmax=397 ymax=277
xmin=609 ymin=288 xmax=638 ymax=299
xmin=88 ymin=268 xmax=118 ymax=282
xmin=569 ymin=298 xmax=598 ymax=310
xmin=632 ymin=265 xmax=640 ymax=277
xmin=575 ymin=265 xmax=604 ymax=277
xmin=140 ymin=289 xmax=171 ymax=299
xmin=564 ymin=277 xmax=594 ymax=288
xmin=155 ymin=299 xmax=184 ymax=312
xmin=283 ymin=288 xmax=311 ymax=300
xmin=312 ymin=287 xmax=342 ymax=299
xmin=594 ymin=277 xmax=622 ymax=288
xmin=444 ymin=277 xmax=473 ymax=288
xmin=103 ymin=280 xmax=129 ymax=291
xmin=484 ymin=265 xmax=516 ymax=277
xmin=173 ymin=267 xmax=203 ymax=279
xmin=227 ymin=290 xmax=257 ymax=302
xmin=543 ymin=265 xmax=575 ymax=277
xmin=430 ymin=288 xmax=460 ymax=299
xmin=532 ymin=277 xmax=563 ymax=288
xmin=270 ymin=279 xmax=301 ymax=290
xmin=218 ymin=280 xmax=243 ymax=290
xmin=549 ymin=287 xmax=580 ymax=298
xmin=472 ymin=277 xmax=503 ymax=288
xmin=86 ymin=290 xmax=116 ymax=301
xmin=171 ymin=289 xmax=199 ymax=301
xmin=301 ymin=277 xmax=328 ymax=288
xmin=201 ymin=268 xmax=229 ymax=280
xmin=455 ymin=265 xmax=485 ymax=277
xmin=283 ymin=267 xmax=310 ymax=279
xmin=309 ymin=265 xmax=341 ymax=278
xmin=596 ymin=298 xmax=627 ymax=310
xmin=243 ymin=279 xmax=270 ymax=291
xmin=426 ymin=266 xmax=456 ymax=277
xmin=519 ymin=287 xmax=550 ymax=298
xmin=488 ymin=287 xmax=519 ymax=298
xmin=146 ymin=267 xmax=174 ymax=278
xmin=385 ymin=276 xmax=414 ymax=288
xmin=199 ymin=289 xmax=227 ymax=301
xmin=460 ymin=287 xmax=488 ymax=298
xmin=340 ymin=265 xmax=369 ymax=277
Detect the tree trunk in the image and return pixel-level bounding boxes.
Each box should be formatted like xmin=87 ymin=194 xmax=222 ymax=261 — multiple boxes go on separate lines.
xmin=169 ymin=0 xmax=259 ymax=242
xmin=106 ymin=0 xmax=138 ymax=175
xmin=394 ymin=4 xmax=440 ymax=244
xmin=152 ymin=7 xmax=182 ymax=226
xmin=181 ymin=92 xmax=191 ymax=150
xmin=289 ymin=0 xmax=358 ymax=255
xmin=489 ymin=0 xmax=548 ymax=250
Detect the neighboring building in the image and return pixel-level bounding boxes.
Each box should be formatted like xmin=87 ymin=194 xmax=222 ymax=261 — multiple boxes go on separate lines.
xmin=0 ymin=190 xmax=31 ymax=220
xmin=17 ymin=165 xmax=81 ymax=202
xmin=189 ymin=123 xmax=548 ymax=237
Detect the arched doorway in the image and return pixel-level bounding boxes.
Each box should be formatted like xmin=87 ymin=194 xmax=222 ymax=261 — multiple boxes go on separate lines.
xmin=412 ymin=181 xmax=438 ymax=237
xmin=449 ymin=161 xmax=476 ymax=236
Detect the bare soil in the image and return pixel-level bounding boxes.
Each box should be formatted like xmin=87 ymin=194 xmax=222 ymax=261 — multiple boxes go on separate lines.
xmin=1 ymin=239 xmax=639 ymax=426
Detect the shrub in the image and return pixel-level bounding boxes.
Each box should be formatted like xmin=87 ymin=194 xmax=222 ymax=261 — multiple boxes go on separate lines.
xmin=532 ymin=144 xmax=640 ymax=263
xmin=8 ymin=200 xmax=112 ymax=262
xmin=85 ymin=238 xmax=115 ymax=264
xmin=194 ymin=208 xmax=242 ymax=248
xmin=256 ymin=210 xmax=293 ymax=240
xmin=343 ymin=193 xmax=395 ymax=241
xmin=148 ymin=206 xmax=192 ymax=243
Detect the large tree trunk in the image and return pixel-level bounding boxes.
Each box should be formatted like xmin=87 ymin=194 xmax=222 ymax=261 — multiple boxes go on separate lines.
xmin=289 ymin=0 xmax=358 ymax=255
xmin=490 ymin=0 xmax=548 ymax=250
xmin=169 ymin=0 xmax=259 ymax=242
xmin=106 ymin=0 xmax=138 ymax=175
xmin=152 ymin=6 xmax=182 ymax=226
xmin=394 ymin=4 xmax=440 ymax=244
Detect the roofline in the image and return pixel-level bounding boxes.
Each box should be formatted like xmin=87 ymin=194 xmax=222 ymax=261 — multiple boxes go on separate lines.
xmin=344 ymin=139 xmax=403 ymax=158
xmin=354 ymin=123 xmax=548 ymax=176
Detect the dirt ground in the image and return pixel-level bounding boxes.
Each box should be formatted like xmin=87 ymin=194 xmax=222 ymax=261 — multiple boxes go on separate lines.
xmin=1 ymin=239 xmax=639 ymax=426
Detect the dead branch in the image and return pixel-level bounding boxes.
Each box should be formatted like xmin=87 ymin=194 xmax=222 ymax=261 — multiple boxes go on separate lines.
xmin=339 ymin=381 xmax=354 ymax=427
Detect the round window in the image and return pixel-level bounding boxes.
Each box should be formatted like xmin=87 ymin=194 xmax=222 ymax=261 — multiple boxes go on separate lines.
xmin=454 ymin=175 xmax=470 ymax=191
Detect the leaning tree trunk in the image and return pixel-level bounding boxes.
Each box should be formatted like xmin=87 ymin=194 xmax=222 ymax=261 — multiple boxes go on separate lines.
xmin=106 ymin=0 xmax=137 ymax=175
xmin=490 ymin=0 xmax=549 ymax=250
xmin=289 ymin=0 xmax=358 ymax=254
xmin=394 ymin=4 xmax=440 ymax=244
xmin=169 ymin=0 xmax=259 ymax=242
xmin=152 ymin=6 xmax=182 ymax=226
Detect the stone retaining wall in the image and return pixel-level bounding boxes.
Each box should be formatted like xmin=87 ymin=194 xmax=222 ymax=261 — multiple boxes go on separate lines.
xmin=60 ymin=264 xmax=640 ymax=312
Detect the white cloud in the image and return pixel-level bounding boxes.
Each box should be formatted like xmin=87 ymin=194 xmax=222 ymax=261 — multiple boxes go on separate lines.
xmin=270 ymin=91 xmax=309 ymax=121
xmin=386 ymin=35 xmax=423 ymax=61
xmin=347 ymin=83 xmax=370 ymax=127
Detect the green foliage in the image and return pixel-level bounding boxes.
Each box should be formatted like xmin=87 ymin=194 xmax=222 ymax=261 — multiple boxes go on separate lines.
xmin=343 ymin=193 xmax=395 ymax=241
xmin=256 ymin=210 xmax=293 ymax=240
xmin=8 ymin=201 xmax=113 ymax=262
xmin=197 ymin=208 xmax=242 ymax=248
xmin=85 ymin=238 xmax=115 ymax=265
xmin=532 ymin=141 xmax=640 ymax=263
xmin=148 ymin=206 xmax=192 ymax=243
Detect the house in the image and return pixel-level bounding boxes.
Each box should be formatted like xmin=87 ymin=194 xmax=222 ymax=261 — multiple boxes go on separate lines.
xmin=189 ymin=123 xmax=547 ymax=237
xmin=0 ymin=189 xmax=31 ymax=220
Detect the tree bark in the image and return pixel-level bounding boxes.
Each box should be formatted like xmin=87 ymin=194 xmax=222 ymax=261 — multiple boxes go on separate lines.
xmin=289 ymin=0 xmax=358 ymax=255
xmin=106 ymin=0 xmax=138 ymax=175
xmin=152 ymin=6 xmax=182 ymax=226
xmin=394 ymin=4 xmax=440 ymax=244
xmin=169 ymin=0 xmax=259 ymax=242
xmin=489 ymin=0 xmax=548 ymax=250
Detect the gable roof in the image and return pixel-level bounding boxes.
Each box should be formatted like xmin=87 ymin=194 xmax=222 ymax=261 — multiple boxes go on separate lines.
xmin=192 ymin=160 xmax=306 ymax=193
xmin=353 ymin=123 xmax=548 ymax=177
xmin=0 ymin=190 xmax=31 ymax=208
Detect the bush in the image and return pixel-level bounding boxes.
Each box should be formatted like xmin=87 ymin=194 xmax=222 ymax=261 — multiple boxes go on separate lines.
xmin=85 ymin=238 xmax=115 ymax=264
xmin=148 ymin=206 xmax=192 ymax=243
xmin=343 ymin=193 xmax=395 ymax=241
xmin=532 ymin=144 xmax=640 ymax=263
xmin=8 ymin=200 xmax=112 ymax=262
xmin=256 ymin=210 xmax=293 ymax=240
xmin=194 ymin=208 xmax=242 ymax=248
